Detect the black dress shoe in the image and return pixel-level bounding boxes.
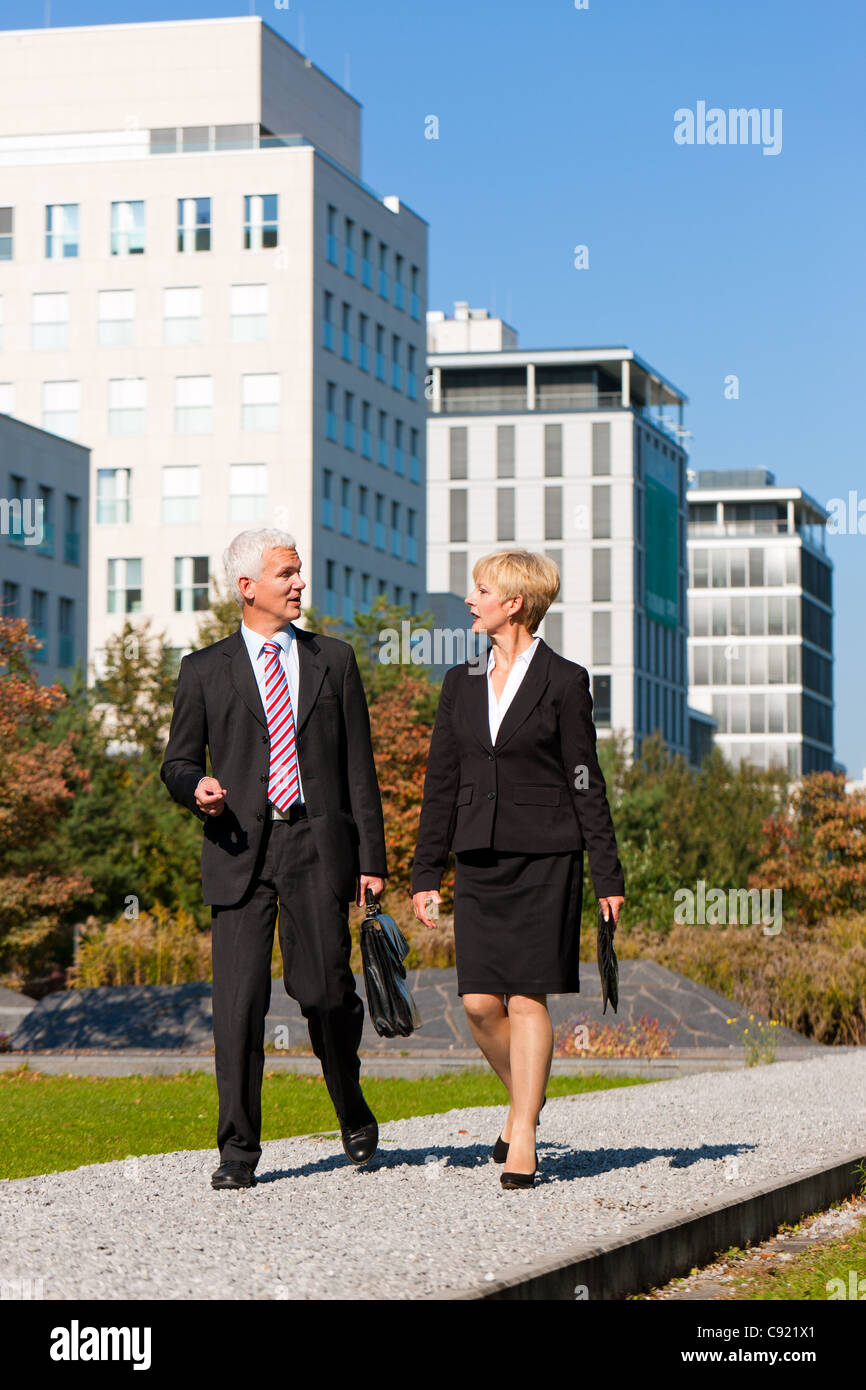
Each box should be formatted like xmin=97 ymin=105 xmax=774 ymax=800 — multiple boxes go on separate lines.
xmin=500 ymin=1168 xmax=537 ymax=1189
xmin=341 ymin=1120 xmax=378 ymax=1165
xmin=211 ymin=1160 xmax=256 ymax=1190
xmin=501 ymin=1143 xmax=538 ymax=1189
xmin=492 ymin=1097 xmax=546 ymax=1163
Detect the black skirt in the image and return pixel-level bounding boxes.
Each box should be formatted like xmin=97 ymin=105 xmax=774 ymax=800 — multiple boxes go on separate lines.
xmin=452 ymin=847 xmax=583 ymax=997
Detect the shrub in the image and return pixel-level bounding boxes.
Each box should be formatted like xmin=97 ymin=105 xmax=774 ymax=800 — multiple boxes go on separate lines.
xmin=67 ymin=906 xmax=212 ymax=987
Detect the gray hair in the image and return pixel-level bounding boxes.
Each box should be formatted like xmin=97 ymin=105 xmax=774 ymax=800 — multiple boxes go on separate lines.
xmin=223 ymin=528 xmax=298 ymax=608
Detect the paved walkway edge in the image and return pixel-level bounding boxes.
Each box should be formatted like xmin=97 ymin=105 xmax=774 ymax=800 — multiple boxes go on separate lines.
xmin=0 ymin=1049 xmax=843 ymax=1079
xmin=446 ymin=1149 xmax=866 ymax=1301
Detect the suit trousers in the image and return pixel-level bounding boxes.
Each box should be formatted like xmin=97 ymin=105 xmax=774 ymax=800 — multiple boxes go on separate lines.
xmin=210 ymin=815 xmax=374 ymax=1168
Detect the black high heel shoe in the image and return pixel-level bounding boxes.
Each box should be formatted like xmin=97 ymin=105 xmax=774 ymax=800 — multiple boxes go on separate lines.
xmin=500 ymin=1141 xmax=538 ymax=1189
xmin=491 ymin=1097 xmax=546 ymax=1163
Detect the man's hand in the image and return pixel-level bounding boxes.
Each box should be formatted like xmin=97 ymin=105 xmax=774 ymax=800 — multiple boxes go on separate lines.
xmin=195 ymin=777 xmax=228 ymax=816
xmin=598 ymin=895 xmax=625 ymax=929
xmin=412 ymin=890 xmax=441 ymax=930
xmin=358 ymin=874 xmax=385 ymax=908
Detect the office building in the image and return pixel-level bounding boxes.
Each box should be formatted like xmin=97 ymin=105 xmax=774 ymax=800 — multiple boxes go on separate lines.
xmin=686 ymin=468 xmax=834 ymax=777
xmin=0 ymin=16 xmax=428 ymax=668
xmin=426 ymin=302 xmax=690 ymax=756
xmin=0 ymin=411 xmax=89 ymax=683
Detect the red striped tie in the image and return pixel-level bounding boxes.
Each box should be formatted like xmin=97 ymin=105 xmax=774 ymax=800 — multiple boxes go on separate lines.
xmin=263 ymin=640 xmax=300 ymax=813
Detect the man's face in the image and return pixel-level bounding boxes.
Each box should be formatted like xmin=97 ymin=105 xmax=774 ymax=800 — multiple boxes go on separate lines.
xmin=242 ymin=547 xmax=305 ymax=623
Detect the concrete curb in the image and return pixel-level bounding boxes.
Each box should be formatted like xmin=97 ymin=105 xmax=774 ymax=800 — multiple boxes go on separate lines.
xmin=445 ymin=1149 xmax=866 ymax=1301
xmin=0 ymin=1047 xmax=848 ymax=1079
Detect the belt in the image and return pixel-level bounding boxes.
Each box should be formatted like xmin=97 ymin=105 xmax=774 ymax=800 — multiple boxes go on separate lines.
xmin=271 ymin=801 xmax=308 ymax=824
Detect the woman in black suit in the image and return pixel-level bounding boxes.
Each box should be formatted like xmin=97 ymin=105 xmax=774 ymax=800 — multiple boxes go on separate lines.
xmin=411 ymin=550 xmax=625 ymax=1188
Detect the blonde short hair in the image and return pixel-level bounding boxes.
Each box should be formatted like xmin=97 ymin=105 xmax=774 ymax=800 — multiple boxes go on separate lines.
xmin=472 ymin=550 xmax=560 ymax=633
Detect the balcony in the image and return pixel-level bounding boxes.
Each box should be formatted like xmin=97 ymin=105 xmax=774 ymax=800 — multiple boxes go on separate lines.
xmin=410 ymin=291 xmax=420 ymax=320
xmin=689 ymin=520 xmax=792 ymax=538
xmin=64 ymin=531 xmax=81 ymax=565
xmin=438 ymin=389 xmax=624 ymax=415
xmin=361 ymin=259 xmax=372 ymax=289
xmin=59 ymin=633 xmax=75 ymax=667
xmin=341 ymin=332 xmax=352 ymax=363
xmin=326 ymin=234 xmax=338 ymax=265
xmin=344 ymin=247 xmax=355 ymax=277
xmin=394 ymin=282 xmax=404 ymax=311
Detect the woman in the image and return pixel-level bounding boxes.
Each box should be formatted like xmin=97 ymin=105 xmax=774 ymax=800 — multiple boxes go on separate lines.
xmin=411 ymin=550 xmax=625 ymax=1188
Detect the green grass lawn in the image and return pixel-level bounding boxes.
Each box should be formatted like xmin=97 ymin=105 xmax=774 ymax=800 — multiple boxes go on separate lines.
xmin=2 ymin=1066 xmax=655 ymax=1181
xmin=709 ymin=1206 xmax=866 ymax=1301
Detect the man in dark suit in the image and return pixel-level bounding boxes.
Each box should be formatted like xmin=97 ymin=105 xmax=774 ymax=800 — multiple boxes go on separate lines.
xmin=161 ymin=529 xmax=387 ymax=1189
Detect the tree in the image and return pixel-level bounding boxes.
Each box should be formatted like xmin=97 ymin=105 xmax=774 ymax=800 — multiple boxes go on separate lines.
xmin=752 ymin=771 xmax=866 ymax=925
xmin=367 ymin=672 xmax=452 ymax=906
xmin=48 ymin=621 xmax=207 ymax=933
xmin=0 ymin=619 xmax=91 ymax=978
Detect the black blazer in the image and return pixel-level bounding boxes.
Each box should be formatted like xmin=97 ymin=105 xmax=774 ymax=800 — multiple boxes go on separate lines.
xmin=411 ymin=638 xmax=625 ymax=899
xmin=160 ymin=625 xmax=387 ymax=906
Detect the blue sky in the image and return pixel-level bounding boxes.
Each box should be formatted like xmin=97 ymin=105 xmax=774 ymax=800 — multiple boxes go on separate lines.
xmin=2 ymin=0 xmax=863 ymax=775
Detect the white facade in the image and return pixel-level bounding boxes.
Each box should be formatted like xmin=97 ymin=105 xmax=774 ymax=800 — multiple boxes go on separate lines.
xmin=0 ymin=17 xmax=428 ymax=668
xmin=686 ymin=469 xmax=834 ymax=777
xmin=0 ymin=411 xmax=89 ymax=683
xmin=426 ymin=305 xmax=690 ymax=758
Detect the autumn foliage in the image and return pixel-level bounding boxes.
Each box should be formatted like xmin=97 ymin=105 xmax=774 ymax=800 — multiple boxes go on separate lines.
xmin=751 ymin=771 xmax=866 ymax=925
xmin=0 ymin=619 xmax=91 ymax=974
xmin=367 ymin=671 xmax=454 ymax=911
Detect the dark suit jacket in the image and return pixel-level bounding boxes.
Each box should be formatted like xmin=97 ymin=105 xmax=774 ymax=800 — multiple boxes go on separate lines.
xmin=411 ymin=638 xmax=625 ymax=900
xmin=160 ymin=625 xmax=387 ymax=906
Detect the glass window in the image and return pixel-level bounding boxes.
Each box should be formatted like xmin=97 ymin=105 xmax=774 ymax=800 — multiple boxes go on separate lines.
xmin=46 ymin=203 xmax=79 ymax=259
xmin=98 ymin=289 xmax=135 ymax=346
xmin=174 ymin=556 xmax=209 ymax=612
xmin=766 ymin=549 xmax=785 ymax=587
xmin=42 ymin=381 xmax=80 ymax=440
xmin=243 ymin=194 xmax=278 ymax=250
xmin=230 ymin=283 xmax=268 ymax=341
xmin=96 ymin=469 xmax=131 ymax=525
xmin=177 ymin=197 xmax=211 ymax=253
xmin=729 ymin=549 xmax=747 ymax=586
xmin=162 ymin=466 xmax=201 ymax=524
xmin=241 ymin=373 xmax=280 ymax=431
xmin=691 ymin=597 xmax=709 ymax=636
xmin=691 ymin=548 xmax=708 ymax=588
xmin=711 ymin=598 xmax=727 ymax=636
xmin=108 ymin=378 xmax=146 ymax=435
xmin=749 ymin=548 xmax=764 ymax=586
xmin=32 ymin=293 xmax=68 ymax=349
xmin=711 ymin=551 xmax=726 ymax=587
xmin=175 ymin=376 xmax=212 ymax=433
xmin=107 ymin=557 xmax=142 ymax=613
xmin=544 ymin=424 xmax=562 ymax=477
xmin=164 ymin=286 xmax=202 ymax=344
xmin=0 ymin=206 xmax=12 ymax=260
xmin=111 ymin=201 xmax=145 ymax=256
xmin=229 ymin=463 xmax=268 ymax=523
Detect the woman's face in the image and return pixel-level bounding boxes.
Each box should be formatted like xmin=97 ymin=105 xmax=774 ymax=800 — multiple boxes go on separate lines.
xmin=466 ymin=573 xmax=521 ymax=635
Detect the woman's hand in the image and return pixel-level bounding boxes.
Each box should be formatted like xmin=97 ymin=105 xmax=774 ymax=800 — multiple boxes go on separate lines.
xmin=412 ymin=890 xmax=441 ymax=930
xmin=598 ymin=895 xmax=625 ymax=929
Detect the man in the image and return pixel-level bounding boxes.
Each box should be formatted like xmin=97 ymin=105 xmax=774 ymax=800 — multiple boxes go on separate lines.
xmin=161 ymin=528 xmax=387 ymax=1189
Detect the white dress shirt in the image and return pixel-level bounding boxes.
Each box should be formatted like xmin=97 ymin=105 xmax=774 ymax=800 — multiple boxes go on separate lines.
xmin=241 ymin=622 xmax=306 ymax=810
xmin=487 ymin=635 xmax=541 ymax=744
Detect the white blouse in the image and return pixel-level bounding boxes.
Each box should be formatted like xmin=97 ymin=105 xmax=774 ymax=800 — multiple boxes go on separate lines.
xmin=487 ymin=635 xmax=541 ymax=744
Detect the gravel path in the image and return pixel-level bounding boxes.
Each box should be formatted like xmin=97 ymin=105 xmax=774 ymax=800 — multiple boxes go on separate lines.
xmin=3 ymin=1053 xmax=865 ymax=1300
